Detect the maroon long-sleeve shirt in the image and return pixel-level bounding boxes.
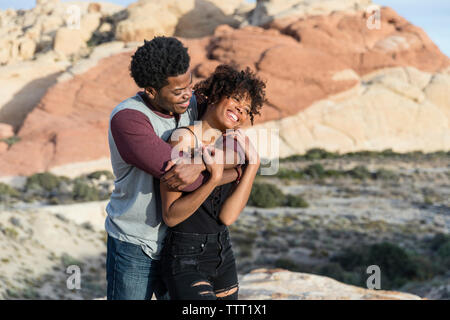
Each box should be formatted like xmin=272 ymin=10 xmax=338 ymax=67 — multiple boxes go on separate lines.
xmin=110 ymin=92 xmax=210 ymax=192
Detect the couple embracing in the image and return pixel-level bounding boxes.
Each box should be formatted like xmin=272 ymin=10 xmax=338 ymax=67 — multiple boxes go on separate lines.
xmin=105 ymin=36 xmax=266 ymax=300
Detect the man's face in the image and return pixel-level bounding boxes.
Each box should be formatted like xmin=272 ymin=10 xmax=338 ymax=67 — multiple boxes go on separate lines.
xmin=150 ymin=70 xmax=193 ymax=115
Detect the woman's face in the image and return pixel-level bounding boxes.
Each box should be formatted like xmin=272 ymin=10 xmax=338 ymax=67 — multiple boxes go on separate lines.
xmin=211 ymin=92 xmax=252 ymax=130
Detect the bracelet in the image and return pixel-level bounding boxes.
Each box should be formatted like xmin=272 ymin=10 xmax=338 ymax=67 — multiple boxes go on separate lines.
xmin=234 ymin=166 xmax=241 ymax=184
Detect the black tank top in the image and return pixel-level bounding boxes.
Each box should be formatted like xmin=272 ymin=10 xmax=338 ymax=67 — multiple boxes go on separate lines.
xmin=169 ymin=126 xmax=234 ymax=234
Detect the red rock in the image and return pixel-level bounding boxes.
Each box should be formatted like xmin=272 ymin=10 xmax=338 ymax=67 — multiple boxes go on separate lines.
xmin=0 ymin=7 xmax=448 ymax=177
xmin=269 ymin=7 xmax=449 ymax=75
xmin=0 ymin=141 xmax=8 ymax=153
xmin=0 ymin=123 xmax=14 ymax=139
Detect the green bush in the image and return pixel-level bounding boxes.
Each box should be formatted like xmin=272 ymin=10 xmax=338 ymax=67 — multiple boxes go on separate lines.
xmin=274 ymin=258 xmax=302 ymax=272
xmin=304 ymin=148 xmax=339 ymax=160
xmin=1 ymin=136 xmax=20 ymax=147
xmin=331 ymin=242 xmax=431 ymax=289
xmin=304 ymin=163 xmax=326 ymax=179
xmin=279 ymin=148 xmax=449 ymax=162
xmin=3 ymin=227 xmax=18 ymax=239
xmin=428 ymin=233 xmax=450 ymax=252
xmin=437 ymin=241 xmax=450 ymax=259
xmin=248 ymin=183 xmax=284 ymax=208
xmin=346 ymin=165 xmax=372 ymax=180
xmin=276 ymin=168 xmax=305 ymax=179
xmin=61 ymin=253 xmax=83 ymax=268
xmin=0 ymin=183 xmax=20 ymax=198
xmin=317 ymin=263 xmax=363 ymax=286
xmin=25 ymin=172 xmax=66 ymax=192
xmin=285 ymin=194 xmax=309 ymax=208
xmin=72 ymin=181 xmax=100 ymax=202
xmin=374 ymin=168 xmax=398 ymax=181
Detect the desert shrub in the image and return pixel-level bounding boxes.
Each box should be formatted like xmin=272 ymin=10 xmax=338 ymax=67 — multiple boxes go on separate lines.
xmin=331 ymin=242 xmax=431 ymax=289
xmin=374 ymin=168 xmax=398 ymax=181
xmin=61 ymin=253 xmax=83 ymax=268
xmin=279 ymin=154 xmax=304 ymax=162
xmin=279 ymin=148 xmax=339 ymax=162
xmin=285 ymin=194 xmax=309 ymax=208
xmin=0 ymin=183 xmax=20 ymax=198
xmin=428 ymin=233 xmax=450 ymax=252
xmin=323 ymin=169 xmax=344 ymax=178
xmin=280 ymin=148 xmax=449 ymax=163
xmin=343 ymin=150 xmax=378 ymax=159
xmin=25 ymin=172 xmax=67 ymax=192
xmin=274 ymin=258 xmax=302 ymax=272
xmin=432 ymin=235 xmax=450 ymax=268
xmin=276 ymin=168 xmax=304 ymax=179
xmin=437 ymin=241 xmax=450 ymax=258
xmin=1 ymin=136 xmax=20 ymax=147
xmin=331 ymin=246 xmax=366 ymax=270
xmin=304 ymin=148 xmax=339 ymax=160
xmin=72 ymin=180 xmax=100 ymax=202
xmin=317 ymin=263 xmax=362 ymax=286
xmin=346 ymin=165 xmax=372 ymax=180
xmin=3 ymin=227 xmax=18 ymax=239
xmin=248 ymin=183 xmax=284 ymax=208
xmin=303 ymin=163 xmax=326 ymax=179
xmin=380 ymin=148 xmax=396 ymax=157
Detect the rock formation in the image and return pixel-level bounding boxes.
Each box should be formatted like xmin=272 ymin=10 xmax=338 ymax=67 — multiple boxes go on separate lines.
xmin=114 ymin=0 xmax=249 ymax=41
xmin=0 ymin=3 xmax=449 ymax=177
xmin=239 ymin=268 xmax=422 ymax=299
xmin=0 ymin=1 xmax=124 ymax=66
xmin=245 ymin=0 xmax=373 ymax=26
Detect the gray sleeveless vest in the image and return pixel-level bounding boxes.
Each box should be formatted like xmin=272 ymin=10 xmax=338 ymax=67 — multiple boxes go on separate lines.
xmin=105 ymin=93 xmax=197 ymax=259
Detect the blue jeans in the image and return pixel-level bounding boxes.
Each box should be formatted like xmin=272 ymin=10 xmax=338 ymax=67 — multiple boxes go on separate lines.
xmin=106 ymin=234 xmax=169 ymax=300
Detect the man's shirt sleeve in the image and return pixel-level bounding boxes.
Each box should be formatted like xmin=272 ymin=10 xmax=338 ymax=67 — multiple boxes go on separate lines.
xmin=110 ymin=109 xmax=207 ymax=191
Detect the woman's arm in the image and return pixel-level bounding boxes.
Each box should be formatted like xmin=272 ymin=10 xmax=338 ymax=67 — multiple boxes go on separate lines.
xmin=160 ymin=172 xmax=221 ymax=227
xmin=218 ymin=130 xmax=260 ymax=226
xmin=160 ymin=128 xmax=224 ymax=227
xmin=218 ymin=162 xmax=259 ymax=226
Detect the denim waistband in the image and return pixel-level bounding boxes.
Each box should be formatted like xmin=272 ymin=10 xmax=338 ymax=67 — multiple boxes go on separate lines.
xmin=166 ymin=228 xmax=229 ymax=244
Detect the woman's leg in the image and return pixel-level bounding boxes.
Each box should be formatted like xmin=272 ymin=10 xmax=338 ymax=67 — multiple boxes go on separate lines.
xmin=161 ymin=234 xmax=218 ymax=300
xmin=212 ymin=233 xmax=239 ymax=299
xmin=165 ymin=272 xmax=217 ymax=300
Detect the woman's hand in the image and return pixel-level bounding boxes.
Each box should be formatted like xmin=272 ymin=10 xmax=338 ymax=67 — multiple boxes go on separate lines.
xmin=202 ymin=145 xmax=224 ymax=182
xmin=226 ymin=129 xmax=260 ymax=165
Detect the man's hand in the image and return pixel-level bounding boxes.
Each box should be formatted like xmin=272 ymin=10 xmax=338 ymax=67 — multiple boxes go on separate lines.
xmin=161 ymin=158 xmax=206 ymax=191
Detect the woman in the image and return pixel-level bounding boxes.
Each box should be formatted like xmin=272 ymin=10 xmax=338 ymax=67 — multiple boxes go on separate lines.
xmin=159 ymin=64 xmax=266 ymax=300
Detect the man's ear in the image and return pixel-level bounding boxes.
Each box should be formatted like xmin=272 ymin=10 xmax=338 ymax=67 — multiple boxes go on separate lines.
xmin=146 ymin=87 xmax=157 ymax=99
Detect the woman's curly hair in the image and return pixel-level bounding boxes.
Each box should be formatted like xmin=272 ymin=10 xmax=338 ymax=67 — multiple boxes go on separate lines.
xmin=130 ymin=36 xmax=190 ymax=90
xmin=194 ymin=64 xmax=266 ymax=125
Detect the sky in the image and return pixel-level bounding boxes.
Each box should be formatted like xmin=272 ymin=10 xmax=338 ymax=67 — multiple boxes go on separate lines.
xmin=1 ymin=0 xmax=448 ymax=57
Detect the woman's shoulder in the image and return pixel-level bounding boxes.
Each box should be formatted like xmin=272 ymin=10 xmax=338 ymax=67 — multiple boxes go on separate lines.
xmin=168 ymin=126 xmax=197 ymax=150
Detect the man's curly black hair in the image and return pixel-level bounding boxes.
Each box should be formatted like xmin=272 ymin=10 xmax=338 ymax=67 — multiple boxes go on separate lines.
xmin=130 ymin=36 xmax=190 ymax=90
xmin=194 ymin=64 xmax=266 ymax=125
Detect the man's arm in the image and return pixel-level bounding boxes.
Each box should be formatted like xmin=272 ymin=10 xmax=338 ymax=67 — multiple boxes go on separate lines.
xmin=110 ymin=109 xmax=208 ymax=190
xmin=161 ymin=134 xmax=244 ymax=191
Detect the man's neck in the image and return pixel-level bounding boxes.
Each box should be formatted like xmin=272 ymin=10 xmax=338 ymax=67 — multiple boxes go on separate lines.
xmin=139 ymin=91 xmax=173 ymax=116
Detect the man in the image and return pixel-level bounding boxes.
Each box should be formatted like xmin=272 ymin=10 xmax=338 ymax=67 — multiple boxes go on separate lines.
xmin=105 ymin=36 xmax=241 ymax=300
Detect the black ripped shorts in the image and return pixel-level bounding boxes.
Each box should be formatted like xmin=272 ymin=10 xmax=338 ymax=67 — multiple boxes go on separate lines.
xmin=160 ymin=228 xmax=239 ymax=300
